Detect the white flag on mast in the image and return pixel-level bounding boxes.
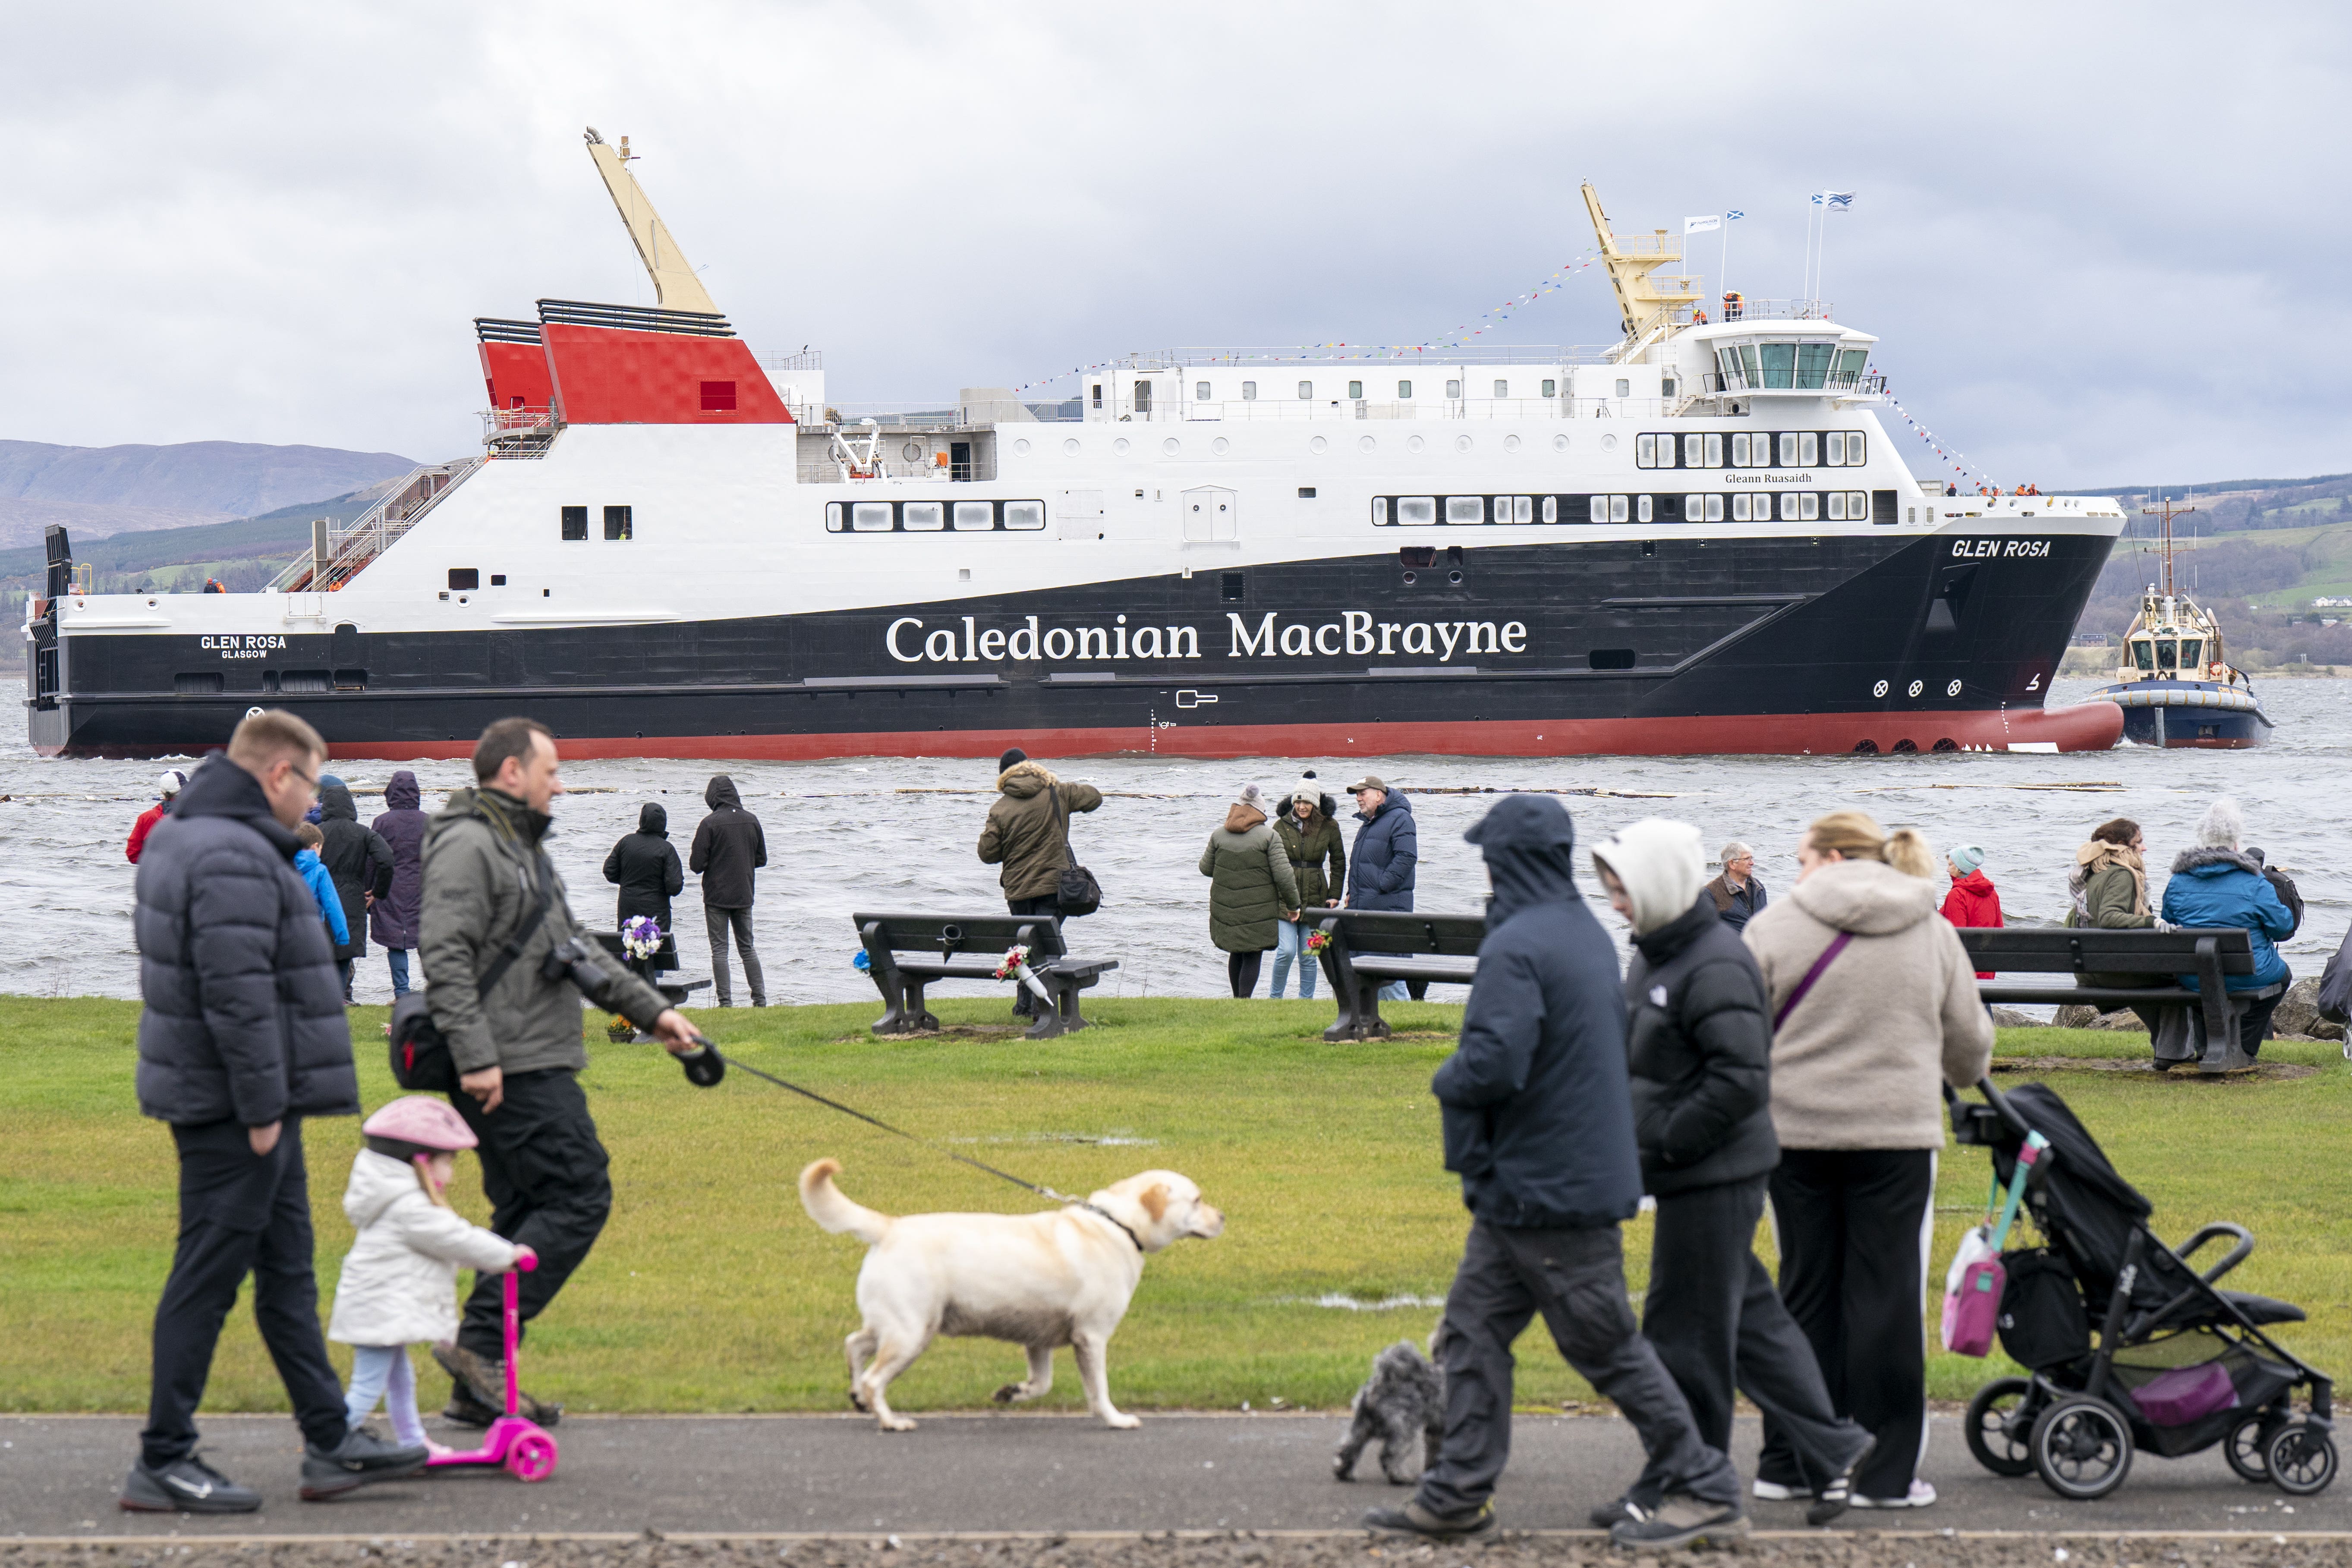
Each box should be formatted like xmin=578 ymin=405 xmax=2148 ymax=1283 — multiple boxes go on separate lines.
xmin=1684 ymin=214 xmax=1722 ymax=235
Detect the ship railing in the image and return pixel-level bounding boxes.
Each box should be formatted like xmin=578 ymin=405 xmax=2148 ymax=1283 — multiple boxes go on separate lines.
xmin=1102 ymin=396 xmax=1685 ymax=424
xmin=479 ymin=406 xmax=559 ymax=458
xmin=1700 ymin=369 xmax=1886 ymax=397
xmin=755 ymin=348 xmax=824 ymax=373
xmin=1114 ymin=345 xmax=1615 ymax=370
xmin=797 ymin=456 xmax=997 ymax=485
xmin=787 ymin=403 xmax=1078 ymax=429
xmin=269 ymin=457 xmax=486 ymax=593
xmin=1706 ymin=297 xmax=1837 ymax=323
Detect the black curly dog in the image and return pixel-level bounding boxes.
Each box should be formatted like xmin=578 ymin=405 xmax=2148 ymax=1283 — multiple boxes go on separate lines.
xmin=1333 ymin=1335 xmax=1446 ymax=1484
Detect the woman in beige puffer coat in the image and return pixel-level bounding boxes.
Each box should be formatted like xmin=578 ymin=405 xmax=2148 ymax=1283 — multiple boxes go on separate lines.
xmin=1741 ymin=810 xmax=1992 ymax=1511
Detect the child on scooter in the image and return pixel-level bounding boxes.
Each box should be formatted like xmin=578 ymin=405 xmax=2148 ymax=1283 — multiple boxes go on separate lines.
xmin=328 ymin=1097 xmax=533 ymax=1455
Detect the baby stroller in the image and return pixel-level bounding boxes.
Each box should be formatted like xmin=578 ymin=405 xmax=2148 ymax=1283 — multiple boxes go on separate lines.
xmin=1946 ymin=1077 xmax=2334 ymax=1501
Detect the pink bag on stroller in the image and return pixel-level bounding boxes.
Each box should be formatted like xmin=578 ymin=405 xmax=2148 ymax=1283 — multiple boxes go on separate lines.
xmin=1942 ymin=1131 xmax=2047 ymax=1357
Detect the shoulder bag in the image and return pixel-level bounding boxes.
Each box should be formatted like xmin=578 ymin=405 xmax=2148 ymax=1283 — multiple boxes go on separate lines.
xmin=1049 ymin=787 xmax=1102 ymax=919
xmin=1771 ymin=930 xmax=1854 ymax=1030
xmin=388 ymin=855 xmax=558 ymax=1091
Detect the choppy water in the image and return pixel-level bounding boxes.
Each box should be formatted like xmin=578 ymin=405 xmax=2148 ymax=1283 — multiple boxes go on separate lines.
xmin=4 ymin=676 xmax=2344 ymax=1007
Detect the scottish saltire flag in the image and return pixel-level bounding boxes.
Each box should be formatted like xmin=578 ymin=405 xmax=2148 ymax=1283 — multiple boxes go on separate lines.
xmin=1726 ymin=209 xmax=1744 ymax=220
xmin=1684 ymin=214 xmax=1721 ymax=235
xmin=1814 ymin=191 xmax=1855 ymax=210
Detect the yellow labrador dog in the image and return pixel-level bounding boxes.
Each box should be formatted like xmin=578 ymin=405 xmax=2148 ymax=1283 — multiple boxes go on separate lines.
xmin=798 ymin=1159 xmax=1224 ymax=1431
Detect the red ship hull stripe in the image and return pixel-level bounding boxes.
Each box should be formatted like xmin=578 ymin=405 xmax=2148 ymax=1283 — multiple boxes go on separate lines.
xmin=300 ymin=703 xmax=2126 ymax=764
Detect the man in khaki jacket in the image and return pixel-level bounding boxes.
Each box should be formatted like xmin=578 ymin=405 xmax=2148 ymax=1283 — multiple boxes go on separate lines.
xmin=978 ymin=747 xmax=1102 ymax=1017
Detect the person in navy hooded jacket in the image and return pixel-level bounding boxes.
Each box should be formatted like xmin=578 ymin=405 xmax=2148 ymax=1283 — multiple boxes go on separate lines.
xmin=1362 ymin=795 xmax=1743 ymax=1551
xmin=2160 ymin=796 xmax=2296 ymax=1059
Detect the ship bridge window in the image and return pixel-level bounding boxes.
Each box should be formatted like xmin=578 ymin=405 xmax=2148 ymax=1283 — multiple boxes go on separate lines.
xmin=1760 ymin=344 xmax=1795 ymax=388
xmin=699 ymin=380 xmax=737 ymax=412
xmin=2129 ymin=639 xmax=2154 ymax=671
xmin=1796 ymin=343 xmax=1834 ymax=388
xmin=604 ymin=505 xmax=633 ymax=541
xmin=2180 ymin=638 xmax=2204 ymax=667
xmin=1834 ymin=348 xmax=1869 ymax=387
xmin=2156 ymin=639 xmax=2179 ymax=670
xmin=561 ymin=505 xmax=588 ymax=541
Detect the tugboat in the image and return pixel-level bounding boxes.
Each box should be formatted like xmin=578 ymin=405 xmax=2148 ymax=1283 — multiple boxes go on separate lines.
xmin=2090 ymin=496 xmax=2272 ymax=748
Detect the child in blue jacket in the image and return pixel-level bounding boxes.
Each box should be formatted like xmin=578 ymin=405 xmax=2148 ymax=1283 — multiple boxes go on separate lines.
xmin=293 ymin=822 xmax=350 ymax=947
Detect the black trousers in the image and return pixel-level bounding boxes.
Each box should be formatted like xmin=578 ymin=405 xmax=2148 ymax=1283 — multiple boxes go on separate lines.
xmin=142 ymin=1117 xmax=348 ymax=1469
xmin=1635 ymin=1176 xmax=1866 ymax=1507
xmin=704 ymin=904 xmax=765 ymax=1005
xmin=1007 ymin=895 xmax=1058 ymax=1014
xmin=1762 ymin=1148 xmax=1936 ymax=1501
xmin=449 ymin=1069 xmax=613 ymax=1361
xmin=1418 ymin=1218 xmax=1740 ymax=1517
xmin=1226 ymin=950 xmax=1265 ymax=997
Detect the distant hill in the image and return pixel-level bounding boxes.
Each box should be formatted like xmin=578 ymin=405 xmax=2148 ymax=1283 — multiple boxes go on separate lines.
xmin=0 ymin=484 xmax=397 ymax=601
xmin=0 ymin=439 xmax=420 ymax=549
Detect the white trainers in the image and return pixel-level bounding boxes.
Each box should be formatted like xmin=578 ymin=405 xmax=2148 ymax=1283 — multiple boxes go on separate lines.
xmin=1751 ymin=1478 xmax=1809 ymax=1502
xmin=1850 ymin=1479 xmax=1938 ymax=1509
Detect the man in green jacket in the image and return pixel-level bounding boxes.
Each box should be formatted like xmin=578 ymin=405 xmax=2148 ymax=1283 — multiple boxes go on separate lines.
xmin=978 ymin=748 xmax=1102 ymax=1018
xmin=421 ymin=717 xmax=701 ymax=1424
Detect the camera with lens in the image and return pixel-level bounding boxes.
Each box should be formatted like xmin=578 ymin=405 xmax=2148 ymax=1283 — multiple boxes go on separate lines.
xmin=539 ymin=936 xmax=615 ymax=995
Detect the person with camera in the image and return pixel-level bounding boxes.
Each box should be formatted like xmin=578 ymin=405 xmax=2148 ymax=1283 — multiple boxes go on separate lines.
xmin=417 ymin=717 xmax=702 ymax=1426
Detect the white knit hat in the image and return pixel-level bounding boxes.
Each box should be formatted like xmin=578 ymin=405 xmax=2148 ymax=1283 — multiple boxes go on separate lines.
xmin=2197 ymin=796 xmax=2245 ymax=851
xmin=157 ymin=769 xmax=186 ymax=796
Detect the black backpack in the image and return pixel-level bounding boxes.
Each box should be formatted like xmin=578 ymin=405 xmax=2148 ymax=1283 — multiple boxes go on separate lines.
xmin=1997 ymin=1248 xmax=2092 ymax=1370
xmin=388 ymin=863 xmax=556 ymax=1091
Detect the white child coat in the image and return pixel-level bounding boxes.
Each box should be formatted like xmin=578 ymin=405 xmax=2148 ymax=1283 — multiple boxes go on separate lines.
xmin=328 ymin=1149 xmax=520 ymax=1347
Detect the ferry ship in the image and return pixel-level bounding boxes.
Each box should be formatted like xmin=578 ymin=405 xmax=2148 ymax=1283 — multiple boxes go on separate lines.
xmin=22 ymin=132 xmax=2129 ymax=761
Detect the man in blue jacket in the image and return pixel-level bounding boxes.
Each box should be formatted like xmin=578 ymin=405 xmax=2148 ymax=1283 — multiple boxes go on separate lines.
xmin=1363 ymin=795 xmax=1744 ymax=1549
xmin=122 ymin=711 xmax=427 ymax=1513
xmin=1344 ymin=777 xmax=1423 ymax=1001
xmin=2160 ymin=796 xmax=2297 ymax=1061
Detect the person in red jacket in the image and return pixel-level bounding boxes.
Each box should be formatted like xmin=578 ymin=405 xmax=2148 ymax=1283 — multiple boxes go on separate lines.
xmin=125 ymin=770 xmax=187 ymax=863
xmin=1940 ymin=844 xmax=2003 ymax=979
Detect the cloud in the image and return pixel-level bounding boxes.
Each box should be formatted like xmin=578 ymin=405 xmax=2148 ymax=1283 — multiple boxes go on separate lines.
xmin=5 ymin=0 xmax=2347 ymax=488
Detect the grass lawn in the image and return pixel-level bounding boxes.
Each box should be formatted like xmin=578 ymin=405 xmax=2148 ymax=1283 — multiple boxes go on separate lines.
xmin=3 ymin=995 xmax=2346 ymax=1418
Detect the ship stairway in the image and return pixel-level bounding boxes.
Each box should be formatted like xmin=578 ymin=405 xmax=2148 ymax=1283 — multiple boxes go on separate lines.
xmin=270 ymin=457 xmax=485 ymax=593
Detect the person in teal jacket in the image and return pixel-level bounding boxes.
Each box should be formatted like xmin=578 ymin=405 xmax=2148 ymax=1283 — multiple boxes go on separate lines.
xmin=292 ymin=823 xmax=351 ymax=948
xmin=2159 ymin=797 xmax=2293 ymax=1058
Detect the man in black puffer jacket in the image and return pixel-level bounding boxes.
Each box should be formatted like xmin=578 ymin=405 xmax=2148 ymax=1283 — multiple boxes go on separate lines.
xmin=123 ymin=711 xmax=425 ymax=1514
xmin=1591 ymin=819 xmax=1873 ymax=1529
xmin=1365 ymin=796 xmax=1741 ymax=1550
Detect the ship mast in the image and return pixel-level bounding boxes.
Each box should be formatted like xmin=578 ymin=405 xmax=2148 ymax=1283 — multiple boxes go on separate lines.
xmin=1580 ymin=182 xmax=1694 ymax=347
xmin=2140 ymin=495 xmax=2198 ymax=598
xmin=582 ymin=127 xmax=721 ymax=316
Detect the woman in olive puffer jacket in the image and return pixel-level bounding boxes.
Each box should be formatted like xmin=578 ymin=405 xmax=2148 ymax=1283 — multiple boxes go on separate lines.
xmin=1269 ymin=775 xmax=1346 ymax=999
xmin=1200 ymin=784 xmax=1300 ymax=998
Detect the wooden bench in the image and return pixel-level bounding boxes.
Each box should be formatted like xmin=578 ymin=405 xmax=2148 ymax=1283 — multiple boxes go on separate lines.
xmin=589 ymin=929 xmax=713 ymax=1039
xmin=1959 ymin=927 xmax=2286 ymax=1074
xmin=853 ymin=911 xmax=1118 ymax=1040
xmin=1316 ymin=910 xmax=1486 ymax=1042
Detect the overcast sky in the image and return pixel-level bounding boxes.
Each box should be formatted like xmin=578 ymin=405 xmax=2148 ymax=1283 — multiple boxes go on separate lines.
xmin=6 ymin=1 xmax=2345 ymax=491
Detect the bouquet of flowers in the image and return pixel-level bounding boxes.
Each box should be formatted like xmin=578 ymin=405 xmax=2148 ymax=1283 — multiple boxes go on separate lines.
xmin=1304 ymin=928 xmax=1330 ymax=954
xmin=621 ymin=915 xmax=664 ymax=961
xmin=993 ymin=944 xmax=1056 ymax=1004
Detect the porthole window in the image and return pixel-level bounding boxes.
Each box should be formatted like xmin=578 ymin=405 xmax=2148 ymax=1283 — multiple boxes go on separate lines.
xmin=1242 ymin=381 xmax=1257 ymax=400
xmin=903 ymin=501 xmax=945 ymax=532
xmin=1003 ymin=501 xmax=1045 ymax=531
xmin=1445 ymin=496 xmax=1483 ymax=525
xmin=1398 ymin=496 xmax=1437 ymax=526
xmin=851 ymin=501 xmax=893 ymax=532
xmin=1799 ymin=432 xmax=1819 ymax=466
xmin=1195 ymin=381 xmax=1211 ymax=400
xmin=1445 ymin=380 xmax=1463 ymax=400
xmin=903 ymin=441 xmax=926 ymax=463
xmin=1398 ymin=380 xmax=1413 ymax=400
xmin=953 ymin=501 xmax=995 ymax=531
xmin=1611 ymin=494 xmax=1630 ymax=523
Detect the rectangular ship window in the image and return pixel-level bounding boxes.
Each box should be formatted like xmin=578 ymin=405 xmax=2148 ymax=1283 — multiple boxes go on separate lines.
xmin=1732 ymin=494 xmax=1751 ymax=522
xmin=1801 ymin=493 xmax=1820 ymax=521
xmin=448 ymin=568 xmax=479 ymax=590
xmin=1513 ymin=495 xmax=1533 ymax=524
xmin=1196 ymin=381 xmax=1212 ymax=400
xmin=1372 ymin=497 xmax=1389 ymax=525
xmin=1848 ymin=433 xmax=1866 ymax=464
xmin=1445 ymin=380 xmax=1462 ymax=400
xmin=1445 ymin=496 xmax=1483 ymax=525
xmin=1637 ymin=495 xmax=1653 ymax=523
xmin=1003 ymin=501 xmax=1045 ymax=530
xmin=1297 ymin=381 xmax=1313 ymax=399
xmin=1493 ymin=380 xmax=1508 ymax=398
xmin=1706 ymin=433 xmax=1723 ymax=466
xmin=490 ymin=574 xmax=506 ymax=586
xmin=1778 ymin=493 xmax=1798 ymax=521
xmin=1398 ymin=496 xmax=1436 ymax=526
xmin=1778 ymin=432 xmax=1798 ymax=467
xmin=1541 ymin=495 xmax=1557 ymax=524
xmin=604 ymin=505 xmax=633 ymax=540
xmin=954 ymin=501 xmax=995 ymax=531
xmin=561 ymin=505 xmax=588 ymax=540
xmin=1611 ymin=494 xmax=1630 ymax=523
xmin=1826 ymin=432 xmax=1847 ymax=466
xmin=1828 ymin=492 xmax=1848 ymax=521
xmin=1091 ymin=382 xmax=1103 ymax=409
xmin=1684 ymin=434 xmax=1703 ymax=467
xmin=1731 ymin=433 xmax=1751 ymax=466
xmin=1242 ymin=381 xmax=1257 ymax=400
xmin=1850 ymin=491 xmax=1868 ymax=519
xmin=1542 ymin=379 xmax=1557 ymax=397
xmin=851 ymin=501 xmax=893 ymax=532
xmin=1589 ymin=496 xmax=1608 ymax=523
xmin=902 ymin=501 xmax=944 ymax=531
xmin=1349 ymin=380 xmax=1363 ymax=399
xmin=1398 ymin=380 xmax=1413 ymax=400
xmin=825 ymin=502 xmax=844 ymax=532
xmin=1799 ymin=432 xmax=1819 ymax=466
xmin=699 ymin=380 xmax=737 ymax=412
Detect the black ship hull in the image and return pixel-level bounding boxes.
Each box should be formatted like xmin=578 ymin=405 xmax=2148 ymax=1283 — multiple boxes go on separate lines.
xmin=28 ymin=527 xmax=2125 ymax=759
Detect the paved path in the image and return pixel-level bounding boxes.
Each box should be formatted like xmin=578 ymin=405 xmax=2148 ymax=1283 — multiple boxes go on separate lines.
xmin=3 ymin=1413 xmax=2336 ymax=1539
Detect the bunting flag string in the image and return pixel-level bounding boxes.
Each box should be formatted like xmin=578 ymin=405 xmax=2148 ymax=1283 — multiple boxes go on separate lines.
xmin=1007 ymin=249 xmax=1612 ymax=393
xmin=1886 ymin=393 xmax=1989 ymax=491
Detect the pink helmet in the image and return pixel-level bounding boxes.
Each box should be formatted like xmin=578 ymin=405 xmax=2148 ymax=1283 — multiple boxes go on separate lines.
xmin=361 ymin=1096 xmax=478 ymax=1151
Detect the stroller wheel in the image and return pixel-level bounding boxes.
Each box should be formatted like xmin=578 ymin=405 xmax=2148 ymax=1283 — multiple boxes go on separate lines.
xmin=1964 ymin=1378 xmax=2039 ymax=1477
xmin=2267 ymin=1420 xmax=2339 ymax=1496
xmin=2225 ymin=1413 xmax=2276 ymax=1483
xmin=2031 ymin=1395 xmax=2134 ymax=1500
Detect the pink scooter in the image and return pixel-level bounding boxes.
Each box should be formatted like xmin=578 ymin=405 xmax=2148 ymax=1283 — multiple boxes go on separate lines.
xmin=427 ymin=1255 xmax=559 ymax=1482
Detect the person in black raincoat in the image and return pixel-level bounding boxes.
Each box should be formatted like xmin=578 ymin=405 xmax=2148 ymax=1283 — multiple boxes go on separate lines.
xmin=689 ymin=775 xmax=768 ymax=1006
xmin=317 ymin=781 xmax=394 ymax=1001
xmin=368 ymin=771 xmax=428 ymax=998
xmin=1363 ymin=795 xmax=1743 ymax=1550
xmin=605 ymin=803 xmax=685 ymax=931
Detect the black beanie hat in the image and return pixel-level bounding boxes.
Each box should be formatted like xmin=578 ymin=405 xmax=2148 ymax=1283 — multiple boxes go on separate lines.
xmin=998 ymin=747 xmax=1028 ymax=773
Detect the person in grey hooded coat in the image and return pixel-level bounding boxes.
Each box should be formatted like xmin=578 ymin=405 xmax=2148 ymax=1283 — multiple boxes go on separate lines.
xmin=1364 ymin=795 xmax=1742 ymax=1550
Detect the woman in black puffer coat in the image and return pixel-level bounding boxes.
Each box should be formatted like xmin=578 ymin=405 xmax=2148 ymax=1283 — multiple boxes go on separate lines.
xmin=605 ymin=802 xmax=686 ymax=930
xmin=1590 ymin=818 xmax=1872 ymax=1528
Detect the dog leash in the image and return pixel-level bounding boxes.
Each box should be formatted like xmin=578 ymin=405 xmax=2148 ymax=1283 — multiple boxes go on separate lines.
xmin=695 ymin=1039 xmax=1146 ymax=1252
